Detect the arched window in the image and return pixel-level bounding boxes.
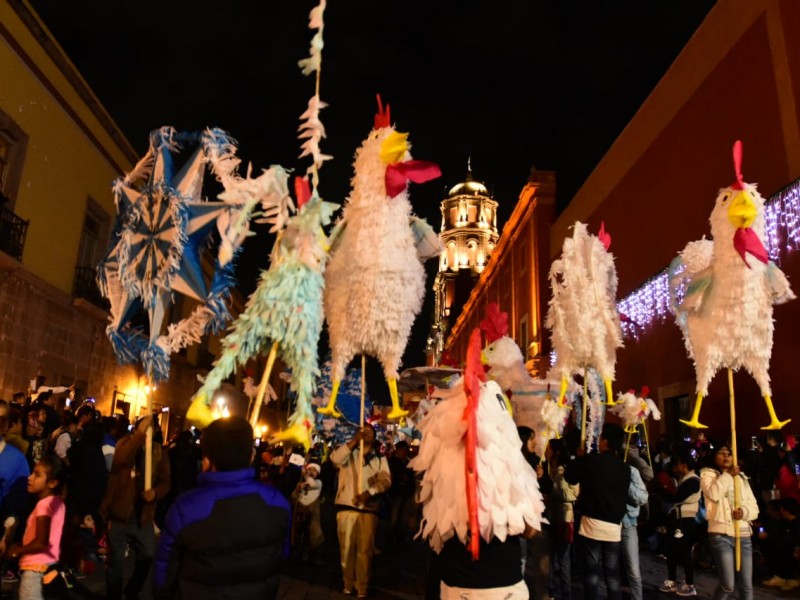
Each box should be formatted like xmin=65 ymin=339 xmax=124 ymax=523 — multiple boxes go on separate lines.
xmin=467 ymin=239 xmax=478 ymax=266
xmin=447 ymin=241 xmax=457 ymax=271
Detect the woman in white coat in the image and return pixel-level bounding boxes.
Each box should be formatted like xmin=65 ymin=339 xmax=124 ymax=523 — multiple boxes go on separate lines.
xmin=700 ymin=445 xmax=759 ymax=600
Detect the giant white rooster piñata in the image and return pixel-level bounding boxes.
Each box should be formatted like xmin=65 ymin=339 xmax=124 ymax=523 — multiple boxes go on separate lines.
xmin=479 ymin=303 xmax=568 ymax=456
xmin=546 ymin=221 xmax=623 ymax=407
xmin=317 ymin=98 xmax=441 ymax=420
xmin=410 ymin=328 xmax=545 ymax=559
xmin=670 ymin=141 xmax=795 ymax=430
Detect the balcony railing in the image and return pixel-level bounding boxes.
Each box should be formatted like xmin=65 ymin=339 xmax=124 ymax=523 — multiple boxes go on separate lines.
xmin=0 ymin=201 xmax=29 ymax=261
xmin=73 ymin=266 xmax=110 ymax=310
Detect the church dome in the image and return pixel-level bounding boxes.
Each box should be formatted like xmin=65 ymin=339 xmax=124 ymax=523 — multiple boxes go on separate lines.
xmin=448 ymin=179 xmax=489 ymax=197
xmin=448 ymin=162 xmax=490 ymax=197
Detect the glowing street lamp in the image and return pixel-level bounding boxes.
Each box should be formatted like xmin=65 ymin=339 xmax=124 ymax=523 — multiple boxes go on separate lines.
xmin=212 ymin=395 xmax=230 ymax=419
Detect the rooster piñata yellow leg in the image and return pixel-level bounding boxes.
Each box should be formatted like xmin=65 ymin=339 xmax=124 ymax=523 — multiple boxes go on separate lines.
xmin=270 ymin=421 xmax=313 ymax=451
xmin=386 ymin=378 xmax=409 ymax=420
xmin=186 ymin=391 xmax=215 ymax=428
xmin=558 ymin=376 xmax=570 ymax=407
xmin=680 ymin=392 xmax=708 ymax=429
xmin=317 ymin=379 xmax=343 ymax=418
xmin=604 ymin=378 xmax=616 ymax=406
xmin=761 ymin=395 xmax=791 ymax=430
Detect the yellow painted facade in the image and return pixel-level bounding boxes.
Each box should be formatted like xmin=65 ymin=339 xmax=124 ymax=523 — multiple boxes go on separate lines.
xmin=0 ymin=0 xmax=135 ymax=292
xmin=0 ymin=2 xmax=269 ymax=432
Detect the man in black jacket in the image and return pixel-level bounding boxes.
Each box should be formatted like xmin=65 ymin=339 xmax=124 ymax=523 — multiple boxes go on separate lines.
xmin=154 ymin=417 xmax=290 ymax=599
xmin=565 ymin=423 xmax=630 ymax=600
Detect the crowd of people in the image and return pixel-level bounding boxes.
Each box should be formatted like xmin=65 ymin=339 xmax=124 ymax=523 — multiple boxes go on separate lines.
xmin=517 ymin=425 xmax=800 ymax=600
xmin=0 ymin=389 xmax=798 ymax=600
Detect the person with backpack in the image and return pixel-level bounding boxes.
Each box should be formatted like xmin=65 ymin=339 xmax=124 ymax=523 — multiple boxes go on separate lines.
xmin=659 ymin=447 xmax=702 ymax=596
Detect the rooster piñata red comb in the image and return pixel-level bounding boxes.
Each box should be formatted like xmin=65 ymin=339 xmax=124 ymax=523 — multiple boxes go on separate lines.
xmin=598 ymin=221 xmax=611 ymax=251
xmin=374 ymin=94 xmax=391 ymax=129
xmin=464 ymin=327 xmax=485 ymax=561
xmin=640 ymin=385 xmax=650 ymax=399
xmin=731 ymin=140 xmax=745 ymax=191
xmin=480 ymin=302 xmax=508 ymax=343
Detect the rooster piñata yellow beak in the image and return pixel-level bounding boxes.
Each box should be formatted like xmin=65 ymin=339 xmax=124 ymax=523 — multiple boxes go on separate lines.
xmin=380 ymin=131 xmax=409 ymax=164
xmin=727 ymin=190 xmax=757 ymax=228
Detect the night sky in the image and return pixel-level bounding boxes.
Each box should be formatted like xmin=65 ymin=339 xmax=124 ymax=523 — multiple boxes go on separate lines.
xmin=29 ymin=0 xmax=715 ymax=393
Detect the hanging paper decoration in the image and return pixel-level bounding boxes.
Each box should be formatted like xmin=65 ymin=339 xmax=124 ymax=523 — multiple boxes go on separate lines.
xmin=297 ymin=0 xmax=332 ymax=188
xmin=410 ymin=328 xmax=544 ymax=559
xmin=97 ymin=127 xmax=288 ymax=381
xmin=317 ymin=97 xmax=441 ymax=421
xmin=669 ymin=141 xmax=795 ymax=430
xmin=546 ymin=221 xmax=623 ymax=407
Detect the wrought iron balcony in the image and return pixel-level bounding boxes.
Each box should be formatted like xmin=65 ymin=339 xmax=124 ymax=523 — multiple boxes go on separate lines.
xmin=0 ymin=200 xmax=29 ymax=261
xmin=73 ymin=266 xmax=110 ymax=310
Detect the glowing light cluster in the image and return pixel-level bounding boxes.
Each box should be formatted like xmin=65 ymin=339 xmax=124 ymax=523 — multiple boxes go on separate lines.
xmin=616 ymin=177 xmax=800 ymax=339
xmin=617 ymin=270 xmax=670 ymax=339
xmin=764 ymin=180 xmax=800 ymax=260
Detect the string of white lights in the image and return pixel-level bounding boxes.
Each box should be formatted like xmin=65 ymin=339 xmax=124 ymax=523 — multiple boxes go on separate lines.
xmin=616 ymin=176 xmax=800 ymax=339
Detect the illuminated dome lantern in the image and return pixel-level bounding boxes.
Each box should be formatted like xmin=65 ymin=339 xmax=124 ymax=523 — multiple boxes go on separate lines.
xmin=427 ymin=160 xmax=500 ymax=363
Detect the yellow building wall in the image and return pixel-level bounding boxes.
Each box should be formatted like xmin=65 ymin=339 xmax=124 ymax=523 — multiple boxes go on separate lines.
xmin=0 ymin=1 xmax=133 ymax=293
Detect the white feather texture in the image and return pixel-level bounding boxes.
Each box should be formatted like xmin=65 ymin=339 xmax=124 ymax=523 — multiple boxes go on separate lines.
xmin=324 ymin=126 xmax=426 ymax=382
xmin=585 ymin=373 xmax=604 ymax=451
xmin=539 ymin=399 xmax=571 ymax=456
xmin=410 ymin=378 xmax=544 ymax=553
xmin=546 ymin=222 xmax=623 ymax=385
xmin=673 ymin=183 xmax=796 ymax=396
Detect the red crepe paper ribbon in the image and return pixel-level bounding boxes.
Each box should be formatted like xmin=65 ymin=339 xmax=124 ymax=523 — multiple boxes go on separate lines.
xmin=733 ymin=227 xmax=769 ymax=268
xmin=464 ymin=328 xmax=485 ymax=561
xmin=385 ymin=160 xmax=441 ymax=198
xmin=479 ymin=302 xmax=509 ymax=343
xmin=294 ymin=176 xmax=311 ymax=209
